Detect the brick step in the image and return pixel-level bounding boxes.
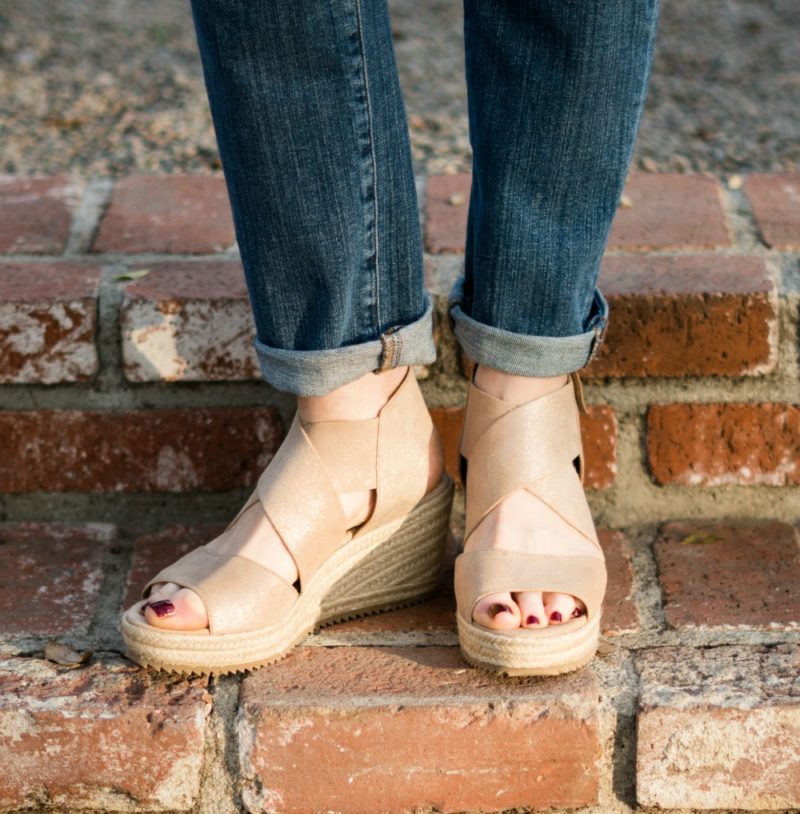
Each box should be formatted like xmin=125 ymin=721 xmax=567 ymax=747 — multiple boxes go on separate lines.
xmin=0 ymin=172 xmax=798 ymax=517
xmin=0 ymin=518 xmax=798 ymax=812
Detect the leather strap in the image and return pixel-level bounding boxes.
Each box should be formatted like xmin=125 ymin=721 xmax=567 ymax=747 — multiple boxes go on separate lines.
xmin=454 ymin=548 xmax=606 ymax=622
xmin=143 ymin=546 xmax=298 ymax=635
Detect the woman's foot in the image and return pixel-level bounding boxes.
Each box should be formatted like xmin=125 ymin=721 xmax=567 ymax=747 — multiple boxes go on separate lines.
xmin=142 ymin=366 xmax=445 ymax=631
xmin=464 ymin=366 xmax=604 ymax=631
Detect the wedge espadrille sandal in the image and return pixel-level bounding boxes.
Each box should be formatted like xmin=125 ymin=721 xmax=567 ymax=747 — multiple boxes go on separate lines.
xmin=120 ymin=368 xmax=454 ymax=675
xmin=454 ymin=371 xmax=606 ymax=676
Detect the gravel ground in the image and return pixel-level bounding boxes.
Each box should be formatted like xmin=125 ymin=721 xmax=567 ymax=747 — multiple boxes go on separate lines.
xmin=0 ymin=0 xmax=797 ymax=177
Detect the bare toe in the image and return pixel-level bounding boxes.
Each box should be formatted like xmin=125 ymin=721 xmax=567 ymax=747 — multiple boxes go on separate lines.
xmin=543 ymin=592 xmax=584 ymax=625
xmin=515 ymin=591 xmax=548 ymax=628
xmin=472 ymin=592 xmax=521 ymax=630
xmin=142 ymin=586 xmax=209 ymax=630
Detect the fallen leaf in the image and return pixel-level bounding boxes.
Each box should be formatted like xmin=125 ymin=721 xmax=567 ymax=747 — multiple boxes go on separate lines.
xmin=113 ymin=269 xmax=150 ymax=282
xmin=681 ymin=532 xmax=724 ymax=545
xmin=44 ymin=641 xmax=92 ymax=667
xmin=619 ymin=194 xmax=633 ymax=209
xmin=447 ymin=193 xmax=466 ymax=206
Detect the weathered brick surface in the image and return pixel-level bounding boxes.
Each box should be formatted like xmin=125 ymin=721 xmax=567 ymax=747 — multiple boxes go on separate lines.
xmin=120 ymin=261 xmax=259 ymax=381
xmin=0 ymin=261 xmax=102 ymax=383
xmin=239 ymin=646 xmax=602 ymax=813
xmin=608 ymin=173 xmax=731 ymax=250
xmin=0 ymin=407 xmax=283 ymax=493
xmin=0 ymin=655 xmax=210 ymax=811
xmin=92 ymin=174 xmax=235 ymax=254
xmin=430 ymin=405 xmax=617 ymax=489
xmin=647 ymin=403 xmax=800 ymax=486
xmin=587 ymin=255 xmax=777 ymax=378
xmin=601 ymin=529 xmax=639 ymax=635
xmin=123 ymin=524 xmax=226 ymax=610
xmin=637 ymin=645 xmax=800 ymax=810
xmin=580 ymin=405 xmax=617 ymax=489
xmin=745 ymin=172 xmax=800 ymax=249
xmin=0 ymin=522 xmax=112 ymax=638
xmin=654 ymin=520 xmax=800 ymax=630
xmin=0 ymin=175 xmax=83 ymax=254
xmin=424 ymin=173 xmax=471 ymax=254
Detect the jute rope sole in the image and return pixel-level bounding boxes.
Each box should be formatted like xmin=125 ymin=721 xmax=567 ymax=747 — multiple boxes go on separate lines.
xmin=456 ymin=610 xmax=601 ymax=676
xmin=120 ymin=474 xmax=454 ymax=676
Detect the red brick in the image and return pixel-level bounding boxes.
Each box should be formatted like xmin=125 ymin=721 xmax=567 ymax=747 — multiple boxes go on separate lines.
xmin=0 ymin=655 xmax=210 ymax=811
xmin=239 ymin=646 xmax=602 ymax=813
xmin=0 ymin=261 xmax=101 ymax=383
xmin=647 ymin=403 xmax=799 ymax=486
xmin=430 ymin=405 xmax=617 ymax=489
xmin=637 ymin=645 xmax=800 ymax=810
xmin=601 ymin=529 xmax=639 ymax=635
xmin=587 ymin=255 xmax=777 ymax=378
xmin=120 ymin=261 xmax=259 ymax=381
xmin=654 ymin=519 xmax=800 ymax=629
xmin=92 ymin=174 xmax=235 ymax=254
xmin=608 ymin=174 xmax=731 ymax=250
xmin=745 ymin=172 xmax=800 ymax=249
xmin=0 ymin=175 xmax=83 ymax=254
xmin=0 ymin=522 xmax=112 ymax=638
xmin=581 ymin=405 xmax=617 ymax=489
xmin=424 ymin=173 xmax=471 ymax=254
xmin=329 ymin=528 xmax=635 ymax=639
xmin=0 ymin=407 xmax=283 ymax=493
xmin=123 ymin=524 xmax=226 ymax=610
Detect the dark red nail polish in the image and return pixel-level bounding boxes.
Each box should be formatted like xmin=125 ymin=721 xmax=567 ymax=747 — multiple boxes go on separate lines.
xmin=550 ymin=611 xmax=562 ymax=622
xmin=526 ymin=615 xmax=540 ymax=626
xmin=148 ymin=599 xmax=175 ymax=617
xmin=488 ymin=603 xmax=510 ymax=618
xmin=571 ymin=607 xmax=584 ymax=618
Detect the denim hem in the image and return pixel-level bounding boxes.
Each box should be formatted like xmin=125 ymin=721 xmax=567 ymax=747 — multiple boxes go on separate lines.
xmin=254 ymin=294 xmax=437 ymax=396
xmin=448 ymin=288 xmax=609 ymax=377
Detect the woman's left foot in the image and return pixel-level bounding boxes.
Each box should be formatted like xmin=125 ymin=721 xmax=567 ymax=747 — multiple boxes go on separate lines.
xmin=463 ymin=367 xmax=604 ymax=631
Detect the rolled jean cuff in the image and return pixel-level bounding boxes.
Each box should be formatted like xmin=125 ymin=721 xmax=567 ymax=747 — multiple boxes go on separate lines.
xmin=253 ymin=293 xmax=438 ymax=397
xmin=448 ymin=286 xmax=609 ymax=377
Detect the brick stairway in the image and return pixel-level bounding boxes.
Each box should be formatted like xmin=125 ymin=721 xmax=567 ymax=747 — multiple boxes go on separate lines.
xmin=0 ymin=172 xmax=798 ymax=813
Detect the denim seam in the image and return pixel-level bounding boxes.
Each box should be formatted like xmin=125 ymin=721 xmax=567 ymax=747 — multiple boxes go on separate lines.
xmin=353 ymin=0 xmax=382 ymax=342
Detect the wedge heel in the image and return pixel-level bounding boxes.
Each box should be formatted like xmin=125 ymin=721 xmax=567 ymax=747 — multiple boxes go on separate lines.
xmin=120 ymin=473 xmax=454 ymax=675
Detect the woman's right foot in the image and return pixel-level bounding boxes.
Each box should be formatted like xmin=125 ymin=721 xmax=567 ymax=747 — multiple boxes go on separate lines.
xmin=141 ymin=366 xmax=444 ymax=631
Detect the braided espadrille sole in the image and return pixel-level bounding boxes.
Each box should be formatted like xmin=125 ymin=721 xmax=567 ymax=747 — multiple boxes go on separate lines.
xmin=119 ymin=474 xmax=453 ymax=676
xmin=456 ymin=610 xmax=601 ymax=677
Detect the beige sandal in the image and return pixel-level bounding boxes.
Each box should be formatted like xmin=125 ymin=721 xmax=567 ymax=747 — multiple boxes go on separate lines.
xmin=454 ymin=371 xmax=606 ymax=676
xmin=119 ymin=368 xmax=454 ymax=675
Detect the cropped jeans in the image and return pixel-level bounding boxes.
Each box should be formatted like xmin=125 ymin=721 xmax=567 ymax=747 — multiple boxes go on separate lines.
xmin=189 ymin=0 xmax=660 ymax=396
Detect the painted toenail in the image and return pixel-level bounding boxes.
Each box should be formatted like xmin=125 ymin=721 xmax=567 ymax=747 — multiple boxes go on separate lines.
xmin=488 ymin=603 xmax=510 ymax=618
xmin=148 ymin=599 xmax=175 ymax=617
xmin=526 ymin=615 xmax=540 ymax=625
xmin=571 ymin=607 xmax=584 ymax=618
xmin=550 ymin=611 xmax=562 ymax=622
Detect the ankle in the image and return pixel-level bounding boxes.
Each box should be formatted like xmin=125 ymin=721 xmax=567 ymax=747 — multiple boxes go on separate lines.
xmin=473 ymin=365 xmax=568 ymax=407
xmin=298 ymin=366 xmax=409 ymax=423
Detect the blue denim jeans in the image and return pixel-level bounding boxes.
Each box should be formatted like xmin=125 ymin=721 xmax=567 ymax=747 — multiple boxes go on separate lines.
xmin=190 ymin=0 xmax=659 ymax=396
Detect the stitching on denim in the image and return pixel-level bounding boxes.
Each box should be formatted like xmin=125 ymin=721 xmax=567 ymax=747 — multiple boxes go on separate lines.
xmin=353 ymin=0 xmax=381 ymax=334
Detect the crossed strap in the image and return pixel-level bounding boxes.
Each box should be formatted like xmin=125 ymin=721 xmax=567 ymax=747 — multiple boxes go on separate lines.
xmin=454 ymin=374 xmax=606 ymax=623
xmin=142 ymin=369 xmax=432 ymax=635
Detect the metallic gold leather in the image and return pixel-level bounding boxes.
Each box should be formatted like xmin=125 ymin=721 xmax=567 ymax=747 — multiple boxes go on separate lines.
xmin=256 ymin=413 xmax=346 ymax=589
xmin=302 ymin=417 xmax=378 ymax=492
xmin=142 ymin=547 xmax=298 ymax=635
xmin=358 ymin=367 xmax=434 ymax=536
xmin=454 ymin=375 xmax=606 ymax=627
xmin=454 ymin=549 xmax=606 ymax=621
